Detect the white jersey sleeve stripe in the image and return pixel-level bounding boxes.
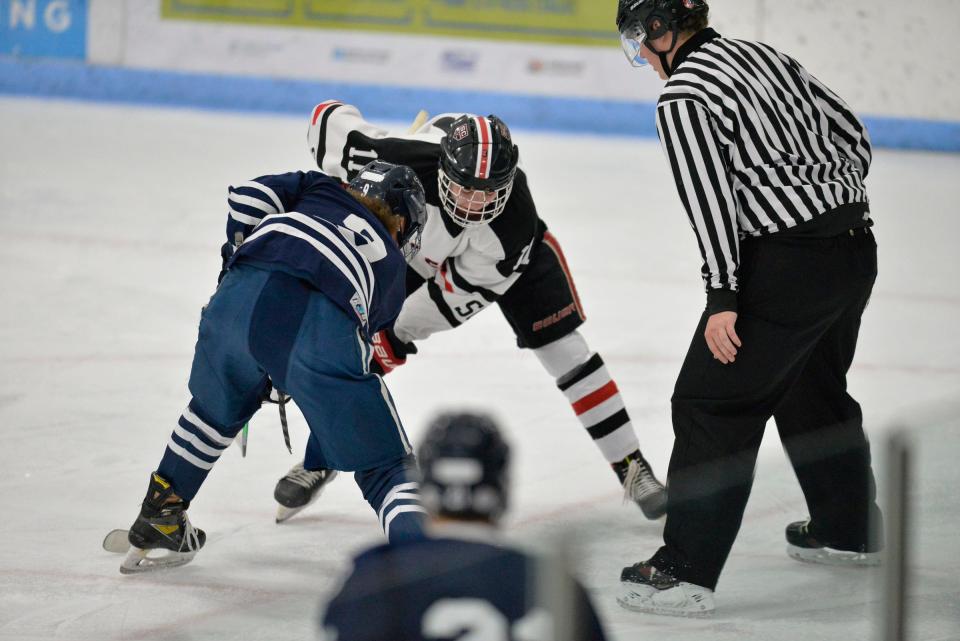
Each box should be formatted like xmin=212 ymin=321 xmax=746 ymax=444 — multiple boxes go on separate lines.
xmin=244 ymin=223 xmax=371 ymax=309
xmin=229 ymin=192 xmax=280 ymax=215
xmin=260 ymin=212 xmax=374 ymax=303
xmin=285 ymin=213 xmax=377 ymax=305
xmin=234 ymin=181 xmax=285 ymax=213
xmin=229 ymin=208 xmax=262 ymax=227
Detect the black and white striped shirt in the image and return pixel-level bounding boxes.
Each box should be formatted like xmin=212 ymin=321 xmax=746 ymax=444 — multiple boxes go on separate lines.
xmin=655 ymin=29 xmax=872 ymax=310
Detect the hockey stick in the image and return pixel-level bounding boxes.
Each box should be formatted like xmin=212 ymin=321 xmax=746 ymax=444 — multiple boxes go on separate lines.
xmin=239 ymin=422 xmax=248 ymax=457
xmin=407 ymin=109 xmax=429 ymax=134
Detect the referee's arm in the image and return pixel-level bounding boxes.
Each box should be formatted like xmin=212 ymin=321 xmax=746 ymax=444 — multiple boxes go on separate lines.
xmin=656 ymin=97 xmax=741 ymax=315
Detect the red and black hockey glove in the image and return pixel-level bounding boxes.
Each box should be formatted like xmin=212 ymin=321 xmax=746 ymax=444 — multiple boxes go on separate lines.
xmin=370 ymin=329 xmax=417 ymax=375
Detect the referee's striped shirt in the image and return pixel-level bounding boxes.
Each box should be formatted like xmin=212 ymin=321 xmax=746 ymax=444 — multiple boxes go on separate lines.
xmin=655 ymin=28 xmax=872 ymax=311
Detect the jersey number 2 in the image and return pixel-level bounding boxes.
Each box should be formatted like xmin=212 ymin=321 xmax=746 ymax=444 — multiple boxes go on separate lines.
xmin=422 ymin=599 xmax=551 ymax=641
xmin=341 ymin=214 xmax=387 ymax=263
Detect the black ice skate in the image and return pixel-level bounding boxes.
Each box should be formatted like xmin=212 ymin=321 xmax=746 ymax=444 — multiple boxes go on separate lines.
xmin=786 ymin=519 xmax=882 ymax=566
xmin=617 ymin=561 xmax=714 ymax=617
xmin=274 ymin=461 xmax=339 ymax=523
xmin=121 ymin=472 xmax=206 ymax=574
xmin=615 ymin=453 xmax=667 ymax=519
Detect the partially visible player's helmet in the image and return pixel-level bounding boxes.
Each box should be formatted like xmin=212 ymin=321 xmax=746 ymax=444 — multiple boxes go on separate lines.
xmin=417 ymin=411 xmax=510 ymax=523
xmin=616 ymin=0 xmax=708 ymax=67
xmin=438 ymin=115 xmax=519 ymax=228
xmin=348 ymin=160 xmax=427 ymax=259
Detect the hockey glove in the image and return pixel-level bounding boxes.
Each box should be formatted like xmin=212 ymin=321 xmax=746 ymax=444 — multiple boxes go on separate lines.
xmin=218 ymin=233 xmax=244 ymax=285
xmin=370 ymin=329 xmax=417 ymax=375
xmin=217 ymin=241 xmax=234 ymax=285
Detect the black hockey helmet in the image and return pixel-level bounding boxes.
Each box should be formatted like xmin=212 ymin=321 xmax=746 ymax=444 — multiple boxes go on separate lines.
xmin=348 ymin=160 xmax=427 ymax=258
xmin=438 ymin=114 xmax=519 ymax=228
xmin=417 ymin=411 xmax=510 ymax=523
xmin=616 ymin=0 xmax=708 ymax=68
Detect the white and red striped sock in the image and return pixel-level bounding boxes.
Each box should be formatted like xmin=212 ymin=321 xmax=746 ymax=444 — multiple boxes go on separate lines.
xmin=557 ymin=353 xmax=641 ymax=465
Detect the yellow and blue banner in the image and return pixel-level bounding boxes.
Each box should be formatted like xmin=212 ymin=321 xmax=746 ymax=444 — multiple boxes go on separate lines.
xmin=162 ymin=0 xmax=615 ymax=46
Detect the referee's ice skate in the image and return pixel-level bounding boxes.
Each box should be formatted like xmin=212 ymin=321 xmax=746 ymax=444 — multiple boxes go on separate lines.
xmin=786 ymin=520 xmax=882 ymax=566
xmin=617 ymin=561 xmax=715 ymax=617
xmin=274 ymin=462 xmax=338 ymax=523
xmin=120 ymin=472 xmax=206 ymax=574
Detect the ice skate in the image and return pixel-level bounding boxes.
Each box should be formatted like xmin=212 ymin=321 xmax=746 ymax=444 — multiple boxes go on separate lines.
xmin=617 ymin=561 xmax=714 ymax=617
xmin=274 ymin=461 xmax=338 ymax=523
xmin=120 ymin=472 xmax=206 ymax=574
xmin=616 ymin=454 xmax=667 ymax=519
xmin=786 ymin=520 xmax=882 ymax=566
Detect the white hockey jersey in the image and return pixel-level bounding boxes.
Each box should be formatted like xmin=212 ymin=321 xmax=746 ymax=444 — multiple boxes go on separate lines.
xmin=307 ymin=101 xmax=544 ymax=343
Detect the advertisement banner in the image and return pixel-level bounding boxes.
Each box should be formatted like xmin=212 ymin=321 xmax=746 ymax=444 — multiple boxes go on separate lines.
xmin=0 ymin=0 xmax=86 ymax=59
xmin=162 ymin=0 xmax=614 ymax=47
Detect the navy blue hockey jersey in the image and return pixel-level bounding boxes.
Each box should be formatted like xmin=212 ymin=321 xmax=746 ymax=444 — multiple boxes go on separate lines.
xmin=320 ymin=536 xmax=607 ymax=641
xmin=225 ymin=171 xmax=406 ymax=335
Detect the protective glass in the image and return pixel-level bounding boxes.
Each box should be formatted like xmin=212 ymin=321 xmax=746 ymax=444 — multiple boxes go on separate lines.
xmin=438 ymin=168 xmax=514 ymax=228
xmin=620 ymin=23 xmax=649 ymax=67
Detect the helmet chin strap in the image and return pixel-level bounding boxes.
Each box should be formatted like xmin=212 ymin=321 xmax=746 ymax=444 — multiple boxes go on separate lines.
xmin=645 ymin=30 xmax=680 ymax=77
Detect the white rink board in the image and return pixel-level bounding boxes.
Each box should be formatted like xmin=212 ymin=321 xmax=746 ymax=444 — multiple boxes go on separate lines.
xmin=0 ymin=97 xmax=958 ymax=641
xmin=85 ymin=0 xmax=960 ymax=121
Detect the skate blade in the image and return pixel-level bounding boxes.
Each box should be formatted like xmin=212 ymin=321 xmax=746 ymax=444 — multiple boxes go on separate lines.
xmin=787 ymin=544 xmax=882 ymax=567
xmin=275 ymin=470 xmax=338 ymax=524
xmin=275 ymin=503 xmax=309 ymax=524
xmin=119 ymin=546 xmax=197 ymax=574
xmin=102 ymin=529 xmax=131 ymax=554
xmin=616 ymin=594 xmax=714 ymax=618
xmin=617 ymin=583 xmax=715 ymax=618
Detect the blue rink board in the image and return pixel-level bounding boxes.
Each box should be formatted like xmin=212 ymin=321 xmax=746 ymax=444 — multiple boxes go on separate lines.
xmin=2 ymin=57 xmax=958 ymax=153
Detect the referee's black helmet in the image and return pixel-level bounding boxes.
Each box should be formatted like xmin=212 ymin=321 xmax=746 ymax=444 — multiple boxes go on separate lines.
xmin=617 ymin=0 xmax=708 ymax=64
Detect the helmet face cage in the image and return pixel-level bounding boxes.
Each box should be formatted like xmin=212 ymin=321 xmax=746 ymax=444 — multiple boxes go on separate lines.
xmin=438 ymin=115 xmax=519 ymax=228
xmin=438 ymin=167 xmax=514 ymax=228
xmin=399 ymin=188 xmax=426 ymax=259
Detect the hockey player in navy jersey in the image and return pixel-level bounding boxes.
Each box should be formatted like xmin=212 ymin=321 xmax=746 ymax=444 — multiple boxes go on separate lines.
xmin=320 ymin=411 xmax=608 ymax=641
xmin=272 ymin=102 xmax=667 ymax=522
xmin=117 ymin=161 xmax=429 ymax=574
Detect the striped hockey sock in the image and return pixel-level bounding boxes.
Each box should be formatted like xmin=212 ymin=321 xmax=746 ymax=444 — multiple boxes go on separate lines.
xmin=356 ymin=457 xmax=427 ymax=543
xmin=557 ymin=353 xmax=642 ymax=469
xmin=156 ymin=401 xmax=243 ymax=502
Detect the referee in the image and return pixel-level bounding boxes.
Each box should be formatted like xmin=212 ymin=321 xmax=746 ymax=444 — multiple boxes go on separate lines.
xmin=614 ymin=0 xmax=883 ymax=616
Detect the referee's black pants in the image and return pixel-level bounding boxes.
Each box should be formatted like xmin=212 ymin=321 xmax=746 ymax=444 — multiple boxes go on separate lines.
xmin=651 ymin=228 xmax=881 ymax=591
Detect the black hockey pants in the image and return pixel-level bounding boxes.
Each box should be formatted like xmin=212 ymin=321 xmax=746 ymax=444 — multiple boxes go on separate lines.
xmin=651 ymin=227 xmax=882 ymax=591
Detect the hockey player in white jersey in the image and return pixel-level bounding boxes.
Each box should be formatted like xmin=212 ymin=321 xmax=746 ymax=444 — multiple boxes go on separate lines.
xmin=273 ymin=101 xmax=667 ymax=522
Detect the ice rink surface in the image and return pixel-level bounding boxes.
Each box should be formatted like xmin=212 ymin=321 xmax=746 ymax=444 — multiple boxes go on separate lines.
xmin=1 ymin=97 xmax=958 ymax=640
